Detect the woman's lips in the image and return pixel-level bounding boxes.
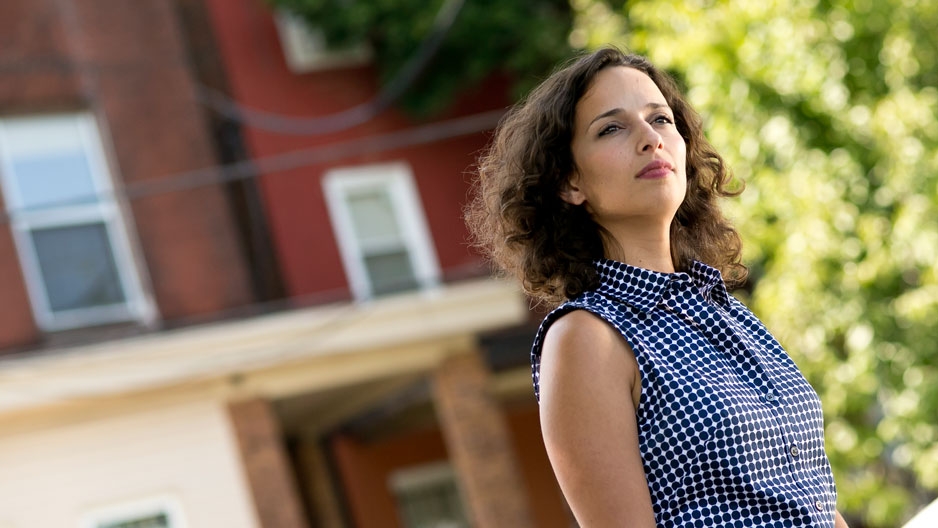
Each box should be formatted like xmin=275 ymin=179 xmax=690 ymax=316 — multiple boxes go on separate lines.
xmin=637 ymin=159 xmax=674 ymax=179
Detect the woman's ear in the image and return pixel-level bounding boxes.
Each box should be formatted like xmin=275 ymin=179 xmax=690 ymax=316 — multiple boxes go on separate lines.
xmin=560 ymin=172 xmax=586 ymax=206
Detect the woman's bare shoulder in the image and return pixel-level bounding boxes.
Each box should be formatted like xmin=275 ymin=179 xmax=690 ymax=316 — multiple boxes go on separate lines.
xmin=539 ymin=308 xmax=639 ymax=400
xmin=542 ymin=309 xmax=633 ymax=365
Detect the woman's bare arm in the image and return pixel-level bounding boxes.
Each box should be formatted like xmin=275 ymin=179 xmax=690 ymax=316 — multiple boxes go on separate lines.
xmin=538 ymin=310 xmax=656 ymax=527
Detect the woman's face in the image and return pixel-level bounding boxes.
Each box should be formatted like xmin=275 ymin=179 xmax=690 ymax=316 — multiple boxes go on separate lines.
xmin=563 ymin=66 xmax=687 ymax=235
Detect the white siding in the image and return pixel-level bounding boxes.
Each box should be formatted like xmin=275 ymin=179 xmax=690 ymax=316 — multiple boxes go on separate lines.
xmin=0 ymin=400 xmax=258 ymax=528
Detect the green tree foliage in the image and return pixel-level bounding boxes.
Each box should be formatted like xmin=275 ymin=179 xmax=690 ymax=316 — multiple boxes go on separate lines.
xmin=578 ymin=0 xmax=938 ymax=525
xmin=269 ymin=0 xmax=574 ymax=116
xmin=270 ymin=0 xmax=938 ymax=525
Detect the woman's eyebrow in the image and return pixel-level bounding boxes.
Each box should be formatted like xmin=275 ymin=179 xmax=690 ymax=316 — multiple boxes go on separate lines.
xmin=588 ymin=107 xmax=624 ymax=128
xmin=588 ymin=102 xmax=671 ymax=128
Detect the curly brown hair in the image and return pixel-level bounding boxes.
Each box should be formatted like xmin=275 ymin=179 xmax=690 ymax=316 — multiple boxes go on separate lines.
xmin=465 ymin=47 xmax=747 ymax=306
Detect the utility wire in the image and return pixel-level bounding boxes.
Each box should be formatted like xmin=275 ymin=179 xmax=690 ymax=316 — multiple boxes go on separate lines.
xmin=125 ymin=109 xmax=500 ymax=197
xmin=196 ymin=0 xmax=466 ymax=135
xmin=0 ymin=0 xmax=494 ymax=357
xmin=0 ymin=110 xmax=504 ymax=225
xmin=0 ymin=0 xmax=487 ymax=225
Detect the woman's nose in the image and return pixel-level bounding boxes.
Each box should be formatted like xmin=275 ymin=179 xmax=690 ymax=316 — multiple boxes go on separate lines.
xmin=639 ymin=134 xmax=663 ymax=153
xmin=637 ymin=123 xmax=663 ymax=153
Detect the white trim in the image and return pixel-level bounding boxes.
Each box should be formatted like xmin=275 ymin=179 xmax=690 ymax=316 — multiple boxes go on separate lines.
xmin=323 ymin=161 xmax=441 ymax=300
xmin=0 ymin=276 xmax=525 ymax=416
xmin=0 ymin=112 xmax=152 ymax=331
xmin=78 ymin=494 xmax=187 ymax=528
xmin=273 ymin=9 xmax=371 ymax=73
xmin=389 ymin=461 xmax=456 ymax=492
xmin=389 ymin=462 xmax=469 ymax=528
xmin=93 ymin=108 xmax=159 ymax=329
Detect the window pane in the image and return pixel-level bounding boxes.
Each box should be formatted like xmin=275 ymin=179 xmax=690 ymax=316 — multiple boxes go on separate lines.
xmin=12 ymin=150 xmax=98 ymax=209
xmin=395 ymin=474 xmax=468 ymax=528
xmin=364 ymin=249 xmax=418 ymax=296
xmin=31 ymin=223 xmax=126 ymax=312
xmin=346 ymin=188 xmax=403 ymax=243
xmin=98 ymin=512 xmax=170 ymax=528
xmin=2 ymin=114 xmax=99 ymax=209
xmin=2 ymin=114 xmax=85 ymax=153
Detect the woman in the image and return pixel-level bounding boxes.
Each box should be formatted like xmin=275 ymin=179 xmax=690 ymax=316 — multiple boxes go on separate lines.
xmin=466 ymin=47 xmax=849 ymax=527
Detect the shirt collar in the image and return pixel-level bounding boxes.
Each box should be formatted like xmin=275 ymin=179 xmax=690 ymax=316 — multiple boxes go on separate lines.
xmin=686 ymin=260 xmax=732 ymax=307
xmin=593 ymin=258 xmax=731 ymax=312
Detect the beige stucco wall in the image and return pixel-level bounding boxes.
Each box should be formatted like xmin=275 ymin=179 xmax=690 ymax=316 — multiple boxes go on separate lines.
xmin=0 ymin=399 xmax=258 ymax=528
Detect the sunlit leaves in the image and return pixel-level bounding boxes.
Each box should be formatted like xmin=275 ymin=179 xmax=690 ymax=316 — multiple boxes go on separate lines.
xmin=575 ymin=0 xmax=938 ymax=525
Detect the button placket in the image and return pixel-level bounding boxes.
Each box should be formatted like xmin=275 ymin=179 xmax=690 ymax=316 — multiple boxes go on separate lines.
xmin=586 ymin=259 xmax=838 ymax=527
xmin=685 ymin=299 xmax=775 ymax=398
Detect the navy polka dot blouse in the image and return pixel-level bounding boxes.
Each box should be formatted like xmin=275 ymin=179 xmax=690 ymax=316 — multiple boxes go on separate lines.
xmin=532 ymin=259 xmax=837 ymax=527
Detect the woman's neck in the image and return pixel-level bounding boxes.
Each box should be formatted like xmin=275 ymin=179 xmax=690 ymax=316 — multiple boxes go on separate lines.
xmin=603 ymin=223 xmax=675 ymax=273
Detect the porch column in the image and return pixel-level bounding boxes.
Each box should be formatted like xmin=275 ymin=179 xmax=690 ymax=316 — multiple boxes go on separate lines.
xmin=431 ymin=350 xmax=533 ymax=528
xmin=228 ymin=398 xmax=309 ymax=528
xmin=296 ymin=438 xmax=347 ymax=528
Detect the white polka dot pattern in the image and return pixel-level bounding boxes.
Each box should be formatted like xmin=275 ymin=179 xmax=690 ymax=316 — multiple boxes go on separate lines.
xmin=532 ymin=259 xmax=837 ymax=527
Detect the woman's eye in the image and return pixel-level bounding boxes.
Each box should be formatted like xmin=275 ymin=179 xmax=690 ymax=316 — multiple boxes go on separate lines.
xmin=598 ymin=124 xmax=621 ymax=136
xmin=653 ymin=114 xmax=675 ymax=125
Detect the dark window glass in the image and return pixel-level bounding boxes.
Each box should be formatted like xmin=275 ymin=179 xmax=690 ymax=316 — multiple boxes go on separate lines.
xmin=31 ymin=222 xmax=125 ymax=312
xmin=97 ymin=512 xmax=169 ymax=528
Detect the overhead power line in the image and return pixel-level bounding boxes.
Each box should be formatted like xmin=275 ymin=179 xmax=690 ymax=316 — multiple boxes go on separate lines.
xmin=0 ymin=0 xmax=491 ymax=225
xmin=0 ymin=110 xmax=504 ymax=225
xmin=197 ymin=0 xmax=466 ymax=135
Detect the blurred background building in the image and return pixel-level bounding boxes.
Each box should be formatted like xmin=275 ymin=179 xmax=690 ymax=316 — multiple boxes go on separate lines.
xmin=3 ymin=0 xmax=937 ymax=527
xmin=0 ymin=0 xmax=568 ymax=526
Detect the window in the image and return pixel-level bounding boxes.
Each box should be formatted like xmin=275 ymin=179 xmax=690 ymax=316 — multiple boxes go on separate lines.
xmin=98 ymin=513 xmax=169 ymax=528
xmin=273 ymin=9 xmax=371 ymax=73
xmin=0 ymin=113 xmax=153 ymax=331
xmin=389 ymin=462 xmax=470 ymax=528
xmin=79 ymin=496 xmax=186 ymax=528
xmin=323 ymin=162 xmax=440 ymax=300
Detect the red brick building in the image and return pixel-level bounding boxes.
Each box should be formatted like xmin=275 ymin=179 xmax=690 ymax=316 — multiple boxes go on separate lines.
xmin=0 ymin=1 xmax=568 ymax=527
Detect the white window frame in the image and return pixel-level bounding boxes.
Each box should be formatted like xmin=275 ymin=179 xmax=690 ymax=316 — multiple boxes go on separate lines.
xmin=273 ymin=9 xmax=372 ymax=73
xmin=0 ymin=112 xmax=154 ymax=331
xmin=323 ymin=162 xmax=441 ymax=300
xmin=389 ymin=462 xmax=470 ymax=528
xmin=78 ymin=495 xmax=187 ymax=528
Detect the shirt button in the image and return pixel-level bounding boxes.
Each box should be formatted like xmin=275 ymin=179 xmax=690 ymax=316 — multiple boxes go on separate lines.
xmin=764 ymin=390 xmax=777 ymax=402
xmin=790 ymin=445 xmax=800 ymax=457
xmin=814 ymin=499 xmax=824 ymax=511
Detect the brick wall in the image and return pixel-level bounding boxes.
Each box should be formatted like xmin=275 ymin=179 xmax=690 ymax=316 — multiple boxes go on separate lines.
xmin=0 ymin=0 xmax=253 ymax=349
xmin=0 ymin=0 xmax=81 ymax=112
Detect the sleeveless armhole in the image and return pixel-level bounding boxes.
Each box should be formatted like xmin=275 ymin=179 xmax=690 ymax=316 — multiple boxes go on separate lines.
xmin=530 ymin=299 xmax=643 ymax=404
